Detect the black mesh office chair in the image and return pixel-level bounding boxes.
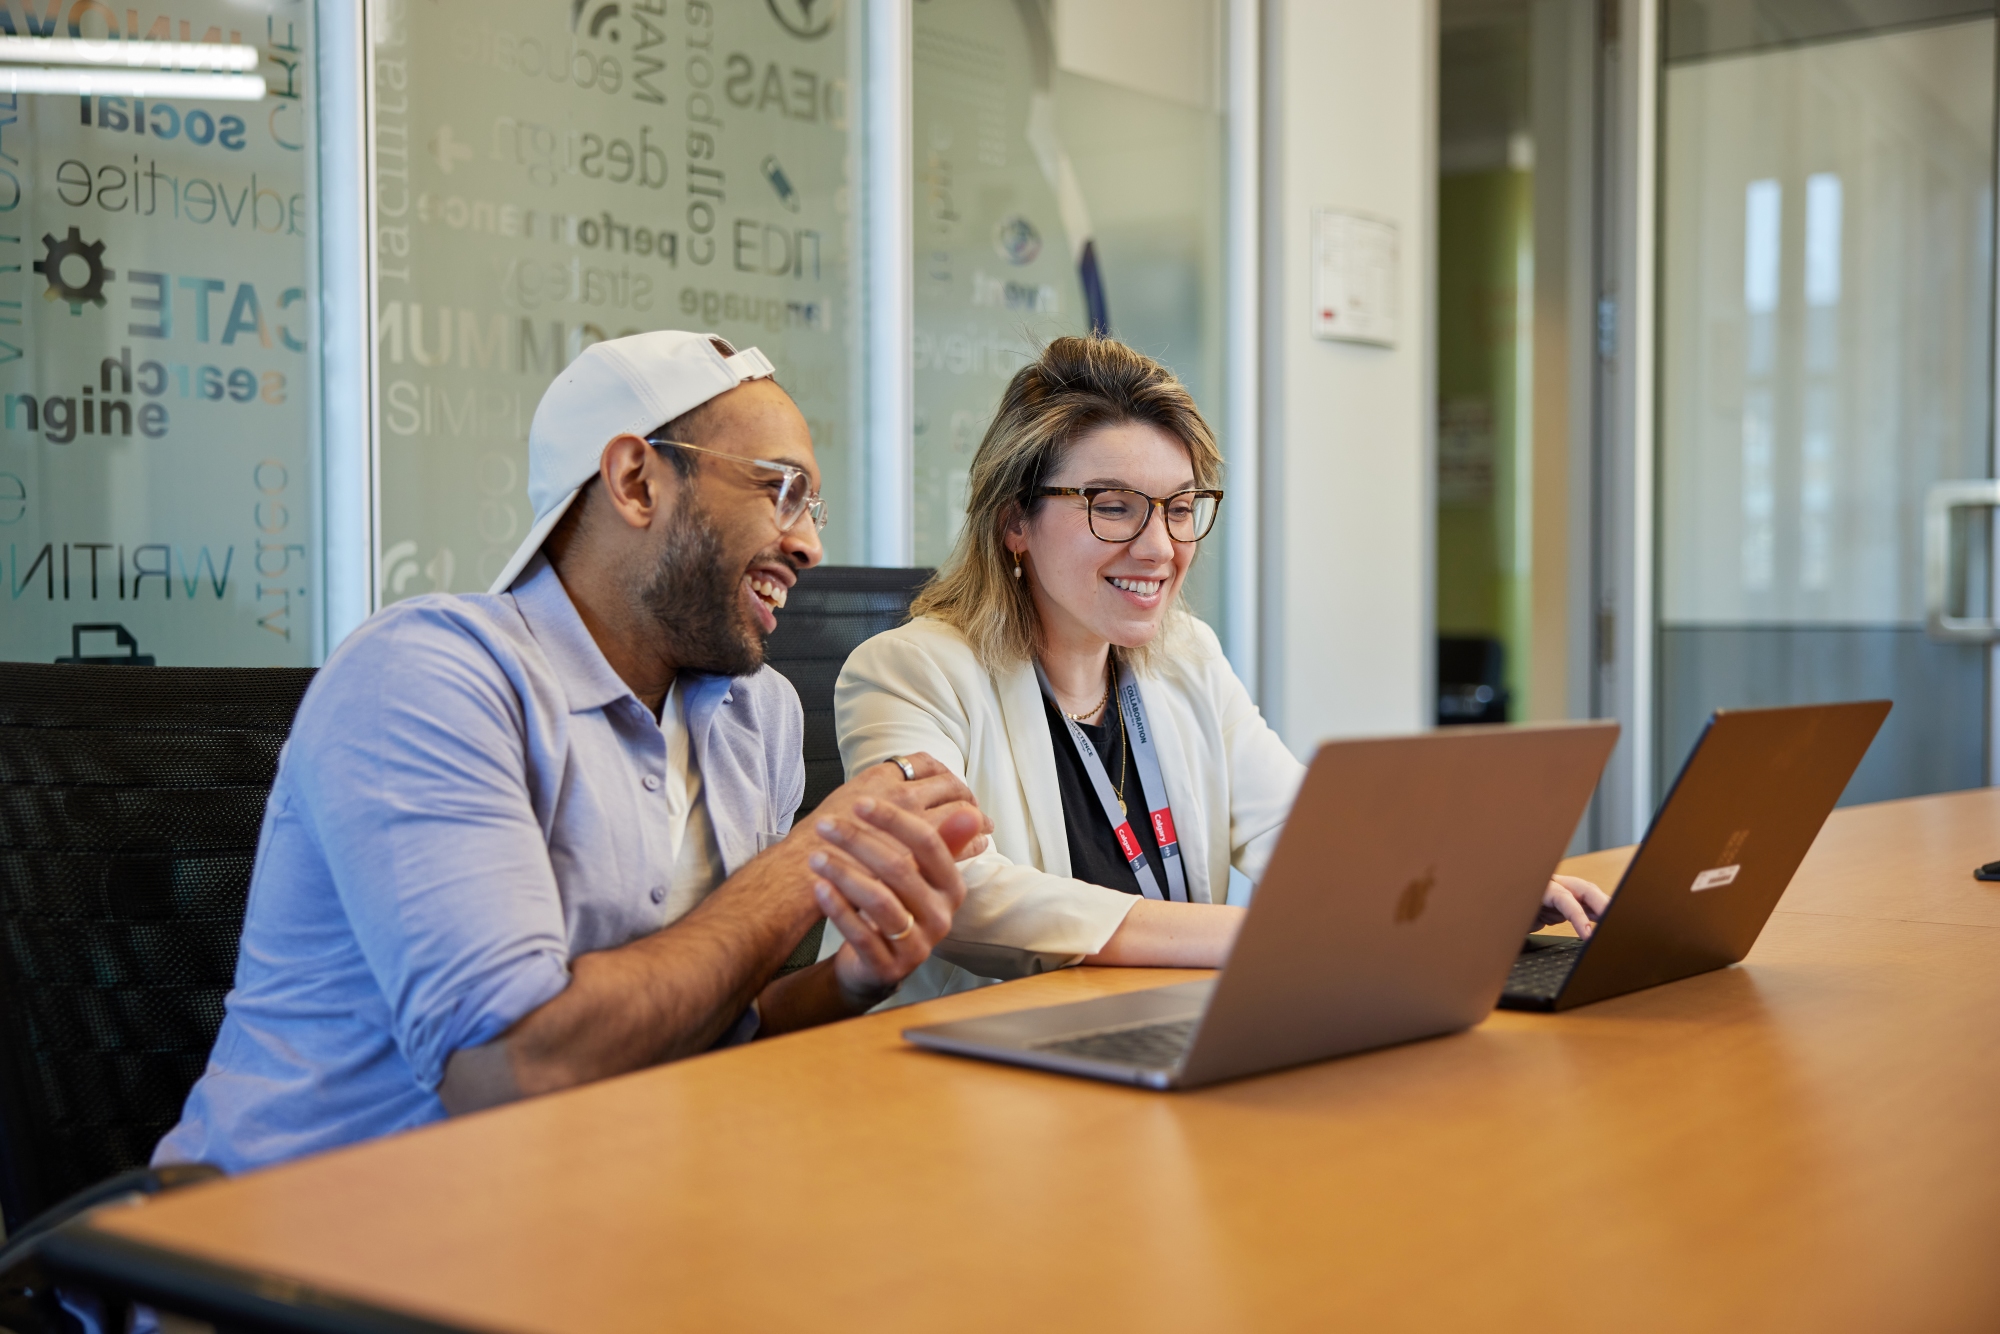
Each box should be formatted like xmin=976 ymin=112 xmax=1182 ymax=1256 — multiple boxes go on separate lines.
xmin=0 ymin=663 xmax=316 ymax=1237
xmin=761 ymin=565 xmax=932 ymax=969
xmin=0 ymin=568 xmax=922 ymax=1258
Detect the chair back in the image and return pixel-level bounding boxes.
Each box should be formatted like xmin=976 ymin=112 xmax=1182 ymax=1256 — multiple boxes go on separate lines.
xmin=0 ymin=663 xmax=315 ymax=1233
xmin=761 ymin=566 xmax=930 ymax=971
xmin=761 ymin=565 xmax=932 ymax=821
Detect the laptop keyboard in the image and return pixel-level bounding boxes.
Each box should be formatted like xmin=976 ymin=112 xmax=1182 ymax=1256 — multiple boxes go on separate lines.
xmin=1031 ymin=944 xmax=1584 ymax=1063
xmin=1034 ymin=1017 xmax=1200 ymax=1069
xmin=1505 ymin=937 xmax=1585 ymax=1001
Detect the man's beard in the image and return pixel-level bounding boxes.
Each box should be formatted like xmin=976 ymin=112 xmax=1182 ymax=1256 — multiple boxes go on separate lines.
xmin=635 ymin=497 xmax=768 ymax=678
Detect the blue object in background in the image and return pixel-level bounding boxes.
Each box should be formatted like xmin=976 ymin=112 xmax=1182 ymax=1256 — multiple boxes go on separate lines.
xmin=1078 ymin=238 xmax=1110 ymax=335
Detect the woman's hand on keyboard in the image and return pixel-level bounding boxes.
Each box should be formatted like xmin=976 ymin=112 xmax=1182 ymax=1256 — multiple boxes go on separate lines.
xmin=1536 ymin=875 xmax=1609 ymax=937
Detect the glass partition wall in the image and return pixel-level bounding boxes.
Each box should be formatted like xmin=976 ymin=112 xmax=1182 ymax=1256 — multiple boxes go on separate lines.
xmin=370 ymin=0 xmax=866 ymax=598
xmin=909 ymin=0 xmax=1228 ymax=624
xmin=0 ymin=0 xmax=1241 ymax=664
xmin=1658 ymin=8 xmax=1996 ymax=802
xmin=0 ymin=1 xmax=319 ymax=666
xmin=370 ymin=0 xmax=1229 ymax=613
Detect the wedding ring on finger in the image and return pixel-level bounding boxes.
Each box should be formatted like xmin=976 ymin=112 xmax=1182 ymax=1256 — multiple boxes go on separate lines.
xmin=887 ymin=754 xmax=918 ymax=781
xmin=857 ymin=907 xmax=918 ymax=941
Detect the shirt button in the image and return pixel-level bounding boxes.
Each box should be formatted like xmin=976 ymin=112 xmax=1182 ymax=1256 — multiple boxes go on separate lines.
xmin=643 ymin=774 xmax=662 ymax=791
xmin=650 ymin=886 xmax=666 ymax=904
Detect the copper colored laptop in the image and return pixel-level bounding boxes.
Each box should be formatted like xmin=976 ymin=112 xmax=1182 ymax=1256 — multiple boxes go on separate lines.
xmin=1500 ymin=700 xmax=1890 ymax=1011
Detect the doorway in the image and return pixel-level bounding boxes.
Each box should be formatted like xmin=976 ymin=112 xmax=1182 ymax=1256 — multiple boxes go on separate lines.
xmin=1436 ymin=0 xmax=1595 ymax=735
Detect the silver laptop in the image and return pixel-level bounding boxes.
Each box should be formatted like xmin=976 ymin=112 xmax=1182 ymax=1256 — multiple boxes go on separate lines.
xmin=903 ymin=721 xmax=1620 ymax=1089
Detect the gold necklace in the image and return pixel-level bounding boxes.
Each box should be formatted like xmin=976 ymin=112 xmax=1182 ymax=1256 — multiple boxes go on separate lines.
xmin=1113 ymin=696 xmax=1132 ymax=816
xmin=1063 ymin=660 xmax=1114 ymax=724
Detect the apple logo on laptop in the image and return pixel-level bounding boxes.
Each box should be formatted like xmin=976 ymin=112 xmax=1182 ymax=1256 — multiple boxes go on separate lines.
xmin=1394 ymin=868 xmax=1436 ymax=923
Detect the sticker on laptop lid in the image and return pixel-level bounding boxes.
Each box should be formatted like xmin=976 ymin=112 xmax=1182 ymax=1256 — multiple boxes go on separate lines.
xmin=1691 ymin=864 xmax=1740 ymax=892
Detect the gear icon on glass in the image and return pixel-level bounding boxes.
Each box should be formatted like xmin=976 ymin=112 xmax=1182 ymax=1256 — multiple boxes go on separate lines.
xmin=34 ymin=227 xmax=115 ymax=314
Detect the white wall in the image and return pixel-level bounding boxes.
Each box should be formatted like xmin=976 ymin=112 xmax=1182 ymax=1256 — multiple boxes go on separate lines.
xmin=1259 ymin=0 xmax=1436 ymax=754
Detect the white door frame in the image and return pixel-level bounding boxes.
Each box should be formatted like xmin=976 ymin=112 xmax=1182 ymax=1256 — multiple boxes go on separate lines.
xmin=1590 ymin=0 xmax=1659 ymax=847
xmin=864 ymin=0 xmax=914 ymax=568
xmin=315 ymin=0 xmax=375 ymax=656
xmin=1224 ymin=0 xmax=1262 ymax=691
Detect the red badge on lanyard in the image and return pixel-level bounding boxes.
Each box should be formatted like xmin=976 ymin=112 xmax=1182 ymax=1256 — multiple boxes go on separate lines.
xmin=1114 ymin=821 xmax=1143 ymax=863
xmin=1036 ymin=658 xmax=1193 ymax=904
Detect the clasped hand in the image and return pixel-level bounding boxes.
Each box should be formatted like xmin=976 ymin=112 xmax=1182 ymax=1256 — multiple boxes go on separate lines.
xmin=779 ymin=753 xmax=990 ymax=1007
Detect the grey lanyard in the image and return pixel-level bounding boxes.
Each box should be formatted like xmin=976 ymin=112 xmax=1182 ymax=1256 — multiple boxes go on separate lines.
xmin=1037 ymin=656 xmax=1191 ymax=903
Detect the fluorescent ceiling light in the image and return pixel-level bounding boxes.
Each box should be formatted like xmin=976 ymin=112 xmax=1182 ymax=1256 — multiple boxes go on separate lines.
xmin=0 ymin=37 xmax=260 ymax=71
xmin=0 ymin=68 xmax=266 ymax=99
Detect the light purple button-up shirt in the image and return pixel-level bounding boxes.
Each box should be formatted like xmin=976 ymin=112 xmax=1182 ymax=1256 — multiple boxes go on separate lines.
xmin=155 ymin=555 xmax=803 ymax=1173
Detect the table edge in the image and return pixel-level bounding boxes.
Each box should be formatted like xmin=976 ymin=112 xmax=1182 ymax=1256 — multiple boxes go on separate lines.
xmin=40 ymin=1219 xmax=488 ymax=1334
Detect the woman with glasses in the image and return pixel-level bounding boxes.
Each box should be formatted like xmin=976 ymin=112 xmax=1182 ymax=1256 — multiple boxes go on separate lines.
xmin=835 ymin=337 xmax=1605 ymax=996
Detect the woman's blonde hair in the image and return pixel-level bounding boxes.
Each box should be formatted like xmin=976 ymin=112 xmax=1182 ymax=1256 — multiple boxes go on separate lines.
xmin=911 ymin=335 xmax=1224 ymax=671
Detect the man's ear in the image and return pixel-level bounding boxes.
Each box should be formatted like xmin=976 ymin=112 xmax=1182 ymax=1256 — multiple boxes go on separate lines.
xmin=598 ymin=433 xmax=668 ymax=532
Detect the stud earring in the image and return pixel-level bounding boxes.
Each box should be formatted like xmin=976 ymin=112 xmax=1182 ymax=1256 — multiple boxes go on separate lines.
xmin=1012 ymin=551 xmax=1024 ymax=581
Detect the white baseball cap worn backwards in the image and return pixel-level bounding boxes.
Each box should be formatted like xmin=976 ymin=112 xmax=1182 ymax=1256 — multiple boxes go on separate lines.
xmin=488 ymin=330 xmax=778 ymax=596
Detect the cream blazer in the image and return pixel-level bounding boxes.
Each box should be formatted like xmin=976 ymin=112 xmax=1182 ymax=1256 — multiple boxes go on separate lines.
xmin=833 ymin=613 xmax=1306 ymax=992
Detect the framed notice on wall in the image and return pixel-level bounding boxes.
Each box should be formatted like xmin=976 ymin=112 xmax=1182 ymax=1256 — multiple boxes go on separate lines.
xmin=1311 ymin=208 xmax=1398 ymax=347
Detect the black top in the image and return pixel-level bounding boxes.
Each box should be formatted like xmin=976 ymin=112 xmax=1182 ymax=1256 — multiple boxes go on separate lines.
xmin=1042 ymin=696 xmax=1166 ymax=896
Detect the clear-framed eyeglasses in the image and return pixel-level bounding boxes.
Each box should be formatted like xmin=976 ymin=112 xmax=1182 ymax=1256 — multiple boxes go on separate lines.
xmin=1032 ymin=487 xmax=1224 ymax=544
xmin=647 ymin=436 xmax=828 ymax=533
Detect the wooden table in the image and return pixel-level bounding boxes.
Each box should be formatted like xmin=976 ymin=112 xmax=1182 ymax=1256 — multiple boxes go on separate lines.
xmin=44 ymin=789 xmax=2000 ymax=1333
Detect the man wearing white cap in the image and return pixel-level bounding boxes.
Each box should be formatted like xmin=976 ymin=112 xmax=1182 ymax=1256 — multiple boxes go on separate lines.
xmin=154 ymin=333 xmax=984 ymax=1174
